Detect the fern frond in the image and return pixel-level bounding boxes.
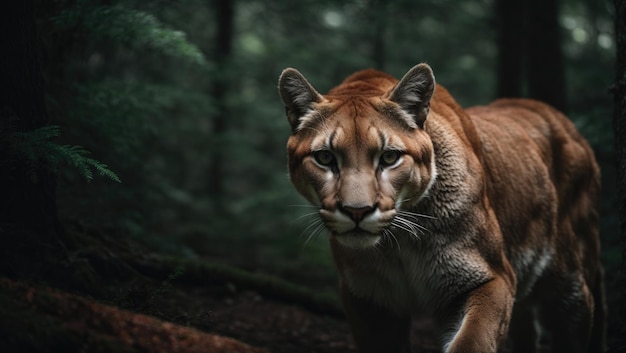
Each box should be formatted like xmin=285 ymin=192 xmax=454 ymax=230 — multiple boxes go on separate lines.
xmin=86 ymin=155 xmax=121 ymax=183
xmin=56 ymin=144 xmax=121 ymax=183
xmin=2 ymin=125 xmax=121 ymax=183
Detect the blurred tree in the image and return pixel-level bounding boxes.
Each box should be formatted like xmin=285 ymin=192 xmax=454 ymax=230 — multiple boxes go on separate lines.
xmin=613 ymin=0 xmax=626 ymax=347
xmin=208 ymin=0 xmax=235 ymax=211
xmin=584 ymin=0 xmax=603 ymax=41
xmin=614 ymin=0 xmax=626 ymax=239
xmin=526 ymin=0 xmax=567 ymax=112
xmin=370 ymin=0 xmax=388 ymax=70
xmin=495 ymin=0 xmax=566 ymax=112
xmin=496 ymin=0 xmax=524 ymax=97
xmin=27 ymin=0 xmax=211 ymax=258
xmin=0 ymin=0 xmax=59 ymax=234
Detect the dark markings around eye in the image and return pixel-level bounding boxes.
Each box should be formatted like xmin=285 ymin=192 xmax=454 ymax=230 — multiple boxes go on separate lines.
xmin=314 ymin=150 xmax=336 ymax=167
xmin=380 ymin=150 xmax=401 ymax=167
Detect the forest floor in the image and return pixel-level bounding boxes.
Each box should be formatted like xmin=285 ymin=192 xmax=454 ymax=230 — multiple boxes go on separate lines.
xmin=0 ymin=220 xmax=441 ymax=353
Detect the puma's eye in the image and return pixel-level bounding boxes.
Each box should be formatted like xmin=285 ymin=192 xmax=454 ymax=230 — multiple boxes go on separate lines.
xmin=313 ymin=150 xmax=336 ymax=166
xmin=380 ymin=150 xmax=401 ymax=167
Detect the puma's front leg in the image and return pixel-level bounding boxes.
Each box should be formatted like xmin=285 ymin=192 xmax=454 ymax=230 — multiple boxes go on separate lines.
xmin=339 ymin=280 xmax=411 ymax=353
xmin=443 ymin=276 xmax=515 ymax=353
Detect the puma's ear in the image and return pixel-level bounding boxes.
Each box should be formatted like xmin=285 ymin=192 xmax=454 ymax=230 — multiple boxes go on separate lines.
xmin=388 ymin=63 xmax=435 ymax=129
xmin=278 ymin=68 xmax=324 ymax=131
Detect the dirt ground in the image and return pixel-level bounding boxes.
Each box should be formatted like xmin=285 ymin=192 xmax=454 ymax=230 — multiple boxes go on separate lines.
xmin=0 ymin=221 xmax=443 ymax=353
xmin=146 ymin=281 xmax=441 ymax=353
xmin=0 ymin=272 xmax=442 ymax=353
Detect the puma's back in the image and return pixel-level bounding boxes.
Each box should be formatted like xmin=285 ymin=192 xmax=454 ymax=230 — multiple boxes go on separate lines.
xmin=467 ymin=100 xmax=601 ymax=295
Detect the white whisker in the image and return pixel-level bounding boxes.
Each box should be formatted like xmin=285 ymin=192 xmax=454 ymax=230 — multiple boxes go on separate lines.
xmin=398 ymin=210 xmax=437 ymax=220
xmin=391 ymin=219 xmax=414 ymax=234
xmin=395 ymin=216 xmax=422 ymax=234
xmin=384 ymin=228 xmax=401 ymax=253
xmin=372 ymin=239 xmax=385 ymax=255
xmin=303 ymin=221 xmax=326 ymax=246
xmin=392 ymin=220 xmax=419 ymax=237
xmin=295 ymin=211 xmax=320 ymax=221
xmin=392 ymin=214 xmax=428 ymax=241
xmin=403 ymin=219 xmax=428 ymax=233
xmin=397 ymin=212 xmax=431 ymax=233
xmin=300 ymin=218 xmax=323 ymax=238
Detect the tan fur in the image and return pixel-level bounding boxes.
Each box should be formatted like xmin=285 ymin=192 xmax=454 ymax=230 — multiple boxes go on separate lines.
xmin=279 ymin=64 xmax=605 ymax=353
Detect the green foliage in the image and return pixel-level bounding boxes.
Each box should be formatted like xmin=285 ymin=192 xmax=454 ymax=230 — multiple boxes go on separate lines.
xmin=51 ymin=2 xmax=206 ymax=65
xmin=54 ymin=145 xmax=121 ymax=183
xmin=68 ymin=80 xmax=212 ymax=156
xmin=3 ymin=125 xmax=120 ymax=183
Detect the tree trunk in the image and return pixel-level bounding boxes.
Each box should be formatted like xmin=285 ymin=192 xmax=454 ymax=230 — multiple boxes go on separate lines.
xmin=495 ymin=0 xmax=524 ymax=98
xmin=584 ymin=0 xmax=602 ymax=43
xmin=208 ymin=0 xmax=235 ymax=211
xmin=0 ymin=1 xmax=58 ymax=234
xmin=525 ymin=0 xmax=567 ymax=112
xmin=495 ymin=0 xmax=566 ymax=112
xmin=613 ymin=0 xmax=626 ymax=350
xmin=370 ymin=0 xmax=387 ymax=71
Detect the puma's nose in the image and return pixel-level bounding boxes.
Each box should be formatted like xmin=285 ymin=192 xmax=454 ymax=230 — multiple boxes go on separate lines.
xmin=339 ymin=204 xmax=375 ymax=223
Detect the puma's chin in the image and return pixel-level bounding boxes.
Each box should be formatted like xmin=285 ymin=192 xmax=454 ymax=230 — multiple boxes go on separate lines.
xmin=334 ymin=231 xmax=381 ymax=249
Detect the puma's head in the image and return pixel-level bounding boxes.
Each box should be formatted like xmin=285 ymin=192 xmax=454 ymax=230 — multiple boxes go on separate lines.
xmin=279 ymin=64 xmax=437 ymax=248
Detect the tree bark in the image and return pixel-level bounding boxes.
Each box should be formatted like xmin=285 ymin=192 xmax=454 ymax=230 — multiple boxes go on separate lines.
xmin=613 ymin=0 xmax=626 ymax=349
xmin=525 ymin=0 xmax=567 ymax=112
xmin=208 ymin=0 xmax=235 ymax=210
xmin=0 ymin=1 xmax=58 ymax=234
xmin=495 ymin=0 xmax=524 ymax=98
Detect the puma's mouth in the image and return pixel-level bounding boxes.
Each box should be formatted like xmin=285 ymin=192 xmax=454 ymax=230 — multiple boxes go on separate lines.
xmin=342 ymin=226 xmax=373 ymax=234
xmin=333 ymin=230 xmax=382 ymax=248
xmin=319 ymin=207 xmax=395 ymax=248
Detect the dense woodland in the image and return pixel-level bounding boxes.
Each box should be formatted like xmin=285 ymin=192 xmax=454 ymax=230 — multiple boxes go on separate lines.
xmin=0 ymin=0 xmax=624 ymax=352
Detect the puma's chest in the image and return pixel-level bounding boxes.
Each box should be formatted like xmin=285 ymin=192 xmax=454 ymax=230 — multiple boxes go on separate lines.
xmin=337 ymin=236 xmax=492 ymax=315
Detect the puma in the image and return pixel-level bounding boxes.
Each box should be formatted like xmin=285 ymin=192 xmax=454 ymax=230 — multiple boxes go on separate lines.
xmin=278 ymin=64 xmax=605 ymax=353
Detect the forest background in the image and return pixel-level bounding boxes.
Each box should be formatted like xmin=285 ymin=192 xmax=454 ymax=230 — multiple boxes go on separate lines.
xmin=0 ymin=0 xmax=622 ymax=352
